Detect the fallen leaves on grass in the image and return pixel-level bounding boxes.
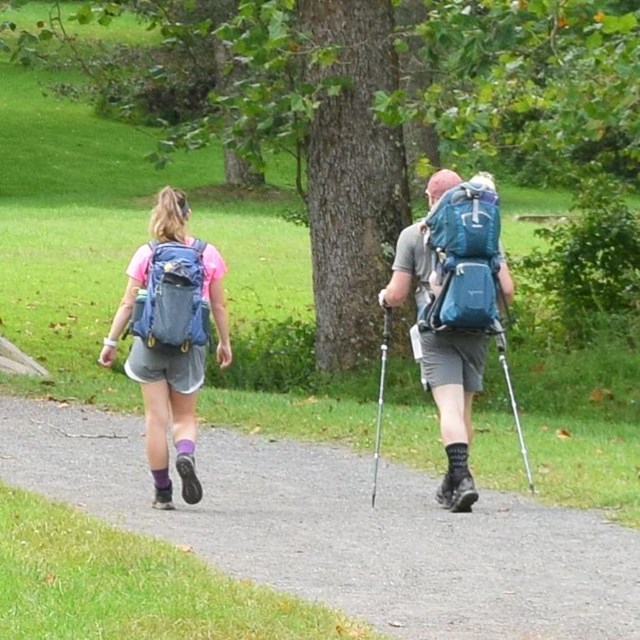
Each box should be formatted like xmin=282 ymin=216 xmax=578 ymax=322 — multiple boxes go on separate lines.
xmin=292 ymin=396 xmax=319 ymax=406
xmin=335 ymin=621 xmax=372 ymax=637
xmin=590 ymin=388 xmax=614 ymax=403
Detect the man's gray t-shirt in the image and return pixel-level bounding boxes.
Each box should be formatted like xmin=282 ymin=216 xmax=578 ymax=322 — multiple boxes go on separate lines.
xmin=391 ymin=222 xmax=433 ymax=310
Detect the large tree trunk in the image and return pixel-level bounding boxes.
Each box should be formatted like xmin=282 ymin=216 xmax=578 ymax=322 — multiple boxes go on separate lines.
xmin=299 ymin=0 xmax=412 ymax=372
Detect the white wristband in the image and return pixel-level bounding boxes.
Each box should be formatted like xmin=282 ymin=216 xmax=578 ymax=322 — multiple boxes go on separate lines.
xmin=103 ymin=337 xmax=118 ymax=348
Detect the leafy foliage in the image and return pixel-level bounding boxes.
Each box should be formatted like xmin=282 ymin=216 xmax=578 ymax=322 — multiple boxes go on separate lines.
xmin=6 ymin=1 xmax=640 ymax=188
xmin=377 ymin=0 xmax=640 ymax=186
xmin=516 ymin=168 xmax=640 ymax=341
xmin=206 ymin=316 xmax=316 ymax=393
xmin=204 ymin=0 xmax=350 ymax=194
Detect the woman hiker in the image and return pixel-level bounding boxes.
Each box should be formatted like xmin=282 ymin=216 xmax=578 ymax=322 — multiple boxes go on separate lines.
xmin=98 ymin=185 xmax=232 ymax=510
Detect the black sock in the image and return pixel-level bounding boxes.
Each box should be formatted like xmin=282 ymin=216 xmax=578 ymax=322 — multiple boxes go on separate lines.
xmin=445 ymin=442 xmax=469 ymax=479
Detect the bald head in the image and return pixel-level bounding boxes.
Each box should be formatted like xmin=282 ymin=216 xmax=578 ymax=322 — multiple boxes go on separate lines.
xmin=426 ymin=169 xmax=463 ymax=203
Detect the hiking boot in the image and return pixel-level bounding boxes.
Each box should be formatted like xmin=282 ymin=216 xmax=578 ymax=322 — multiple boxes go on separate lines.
xmin=152 ymin=483 xmax=175 ymax=511
xmin=449 ymin=474 xmax=479 ymax=513
xmin=176 ymin=453 xmax=203 ymax=505
xmin=436 ymin=473 xmax=453 ymax=509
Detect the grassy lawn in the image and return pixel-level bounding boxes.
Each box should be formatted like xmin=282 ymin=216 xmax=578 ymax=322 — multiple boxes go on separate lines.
xmin=1 ymin=7 xmax=640 ymax=638
xmin=1 ymin=1 xmax=163 ymax=45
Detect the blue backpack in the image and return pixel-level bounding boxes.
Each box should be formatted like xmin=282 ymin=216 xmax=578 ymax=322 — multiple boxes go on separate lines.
xmin=131 ymin=239 xmax=210 ymax=352
xmin=423 ymin=180 xmax=503 ymax=333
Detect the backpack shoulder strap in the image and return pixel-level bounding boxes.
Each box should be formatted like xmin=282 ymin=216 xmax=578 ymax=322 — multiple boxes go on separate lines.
xmin=192 ymin=238 xmax=207 ymax=255
xmin=146 ymin=240 xmax=160 ymax=267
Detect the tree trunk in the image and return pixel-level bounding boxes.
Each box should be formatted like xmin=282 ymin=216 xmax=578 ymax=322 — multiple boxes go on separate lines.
xmin=223 ymin=148 xmax=265 ymax=186
xmin=299 ymin=0 xmax=412 ymax=372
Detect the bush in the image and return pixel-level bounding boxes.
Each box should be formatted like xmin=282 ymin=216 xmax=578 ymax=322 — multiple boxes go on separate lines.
xmin=93 ymin=45 xmax=217 ymax=126
xmin=515 ymin=170 xmax=640 ymax=344
xmin=206 ymin=316 xmax=316 ymax=394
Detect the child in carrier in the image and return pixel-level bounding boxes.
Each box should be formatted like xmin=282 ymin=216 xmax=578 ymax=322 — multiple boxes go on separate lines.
xmin=98 ymin=186 xmax=232 ymax=510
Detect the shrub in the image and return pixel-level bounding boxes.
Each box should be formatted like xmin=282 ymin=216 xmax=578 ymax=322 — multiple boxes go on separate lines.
xmin=93 ymin=45 xmax=217 ymax=126
xmin=206 ymin=316 xmax=316 ymax=394
xmin=515 ymin=169 xmax=640 ymax=344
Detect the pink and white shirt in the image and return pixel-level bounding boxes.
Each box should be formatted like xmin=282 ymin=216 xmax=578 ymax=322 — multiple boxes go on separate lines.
xmin=126 ymin=237 xmax=227 ymax=302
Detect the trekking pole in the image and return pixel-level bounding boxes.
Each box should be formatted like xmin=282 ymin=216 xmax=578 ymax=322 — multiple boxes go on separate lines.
xmin=495 ymin=332 xmax=535 ymax=495
xmin=371 ymin=306 xmax=393 ymax=508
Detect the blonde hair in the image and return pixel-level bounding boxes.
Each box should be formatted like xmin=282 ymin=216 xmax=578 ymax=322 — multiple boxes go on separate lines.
xmin=471 ymin=171 xmax=496 ymax=191
xmin=148 ymin=186 xmax=190 ymax=242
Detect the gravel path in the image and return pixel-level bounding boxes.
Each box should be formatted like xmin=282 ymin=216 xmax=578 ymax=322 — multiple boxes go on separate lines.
xmin=1 ymin=394 xmax=639 ymax=639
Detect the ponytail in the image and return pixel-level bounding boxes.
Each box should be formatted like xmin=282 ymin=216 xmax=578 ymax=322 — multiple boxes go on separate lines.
xmin=149 ymin=186 xmax=190 ymax=242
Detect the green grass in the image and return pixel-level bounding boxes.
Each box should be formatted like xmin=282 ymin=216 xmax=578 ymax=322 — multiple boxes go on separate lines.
xmin=500 ymin=183 xmax=572 ymax=217
xmin=2 ymin=1 xmax=162 ymax=45
xmin=0 ymin=63 xmax=220 ymax=206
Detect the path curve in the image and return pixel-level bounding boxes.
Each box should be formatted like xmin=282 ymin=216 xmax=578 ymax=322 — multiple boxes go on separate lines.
xmin=1 ymin=395 xmax=639 ymax=640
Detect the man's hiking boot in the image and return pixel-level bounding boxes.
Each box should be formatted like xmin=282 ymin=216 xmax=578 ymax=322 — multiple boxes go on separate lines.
xmin=436 ymin=473 xmax=453 ymax=509
xmin=152 ymin=483 xmax=175 ymax=511
xmin=449 ymin=474 xmax=479 ymax=513
xmin=176 ymin=453 xmax=203 ymax=505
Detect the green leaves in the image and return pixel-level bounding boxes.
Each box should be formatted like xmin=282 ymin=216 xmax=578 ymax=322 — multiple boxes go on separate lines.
xmin=68 ymin=2 xmax=123 ymax=26
xmin=384 ymin=1 xmax=640 ymax=183
xmin=601 ymin=12 xmax=638 ymax=35
xmin=68 ymin=4 xmax=94 ymax=25
xmin=372 ymin=90 xmax=417 ymax=127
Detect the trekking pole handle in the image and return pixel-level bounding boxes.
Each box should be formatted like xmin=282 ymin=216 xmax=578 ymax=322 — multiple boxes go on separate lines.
xmin=495 ymin=331 xmax=507 ymax=354
xmin=382 ymin=306 xmax=393 ymax=342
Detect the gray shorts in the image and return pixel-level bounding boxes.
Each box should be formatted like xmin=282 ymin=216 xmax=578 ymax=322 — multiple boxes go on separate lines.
xmin=124 ymin=337 xmax=206 ymax=394
xmin=419 ymin=331 xmax=489 ymax=392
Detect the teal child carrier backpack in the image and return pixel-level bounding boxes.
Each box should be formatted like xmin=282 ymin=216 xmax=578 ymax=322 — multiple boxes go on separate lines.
xmin=422 ymin=179 xmax=503 ymax=332
xmin=131 ymin=239 xmax=210 ymax=352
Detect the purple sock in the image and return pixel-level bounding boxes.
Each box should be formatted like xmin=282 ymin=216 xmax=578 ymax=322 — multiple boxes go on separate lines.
xmin=176 ymin=439 xmax=196 ymax=456
xmin=151 ymin=468 xmax=171 ymax=490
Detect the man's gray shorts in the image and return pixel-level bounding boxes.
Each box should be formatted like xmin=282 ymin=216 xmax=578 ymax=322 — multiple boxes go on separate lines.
xmin=124 ymin=338 xmax=206 ymax=394
xmin=419 ymin=331 xmax=489 ymax=392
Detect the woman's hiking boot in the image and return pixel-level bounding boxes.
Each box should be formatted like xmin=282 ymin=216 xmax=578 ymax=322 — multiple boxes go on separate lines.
xmin=152 ymin=483 xmax=175 ymax=511
xmin=176 ymin=453 xmax=203 ymax=505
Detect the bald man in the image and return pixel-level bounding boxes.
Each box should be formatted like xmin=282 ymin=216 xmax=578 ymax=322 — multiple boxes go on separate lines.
xmin=379 ymin=169 xmax=514 ymax=513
